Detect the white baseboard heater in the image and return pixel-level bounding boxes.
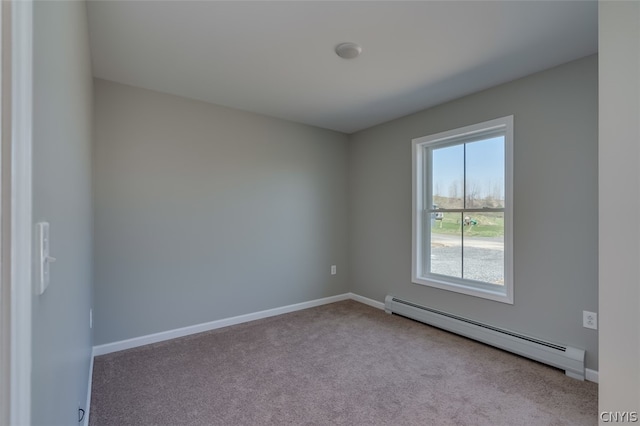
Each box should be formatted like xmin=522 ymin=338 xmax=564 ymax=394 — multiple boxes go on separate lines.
xmin=384 ymin=295 xmax=585 ymax=380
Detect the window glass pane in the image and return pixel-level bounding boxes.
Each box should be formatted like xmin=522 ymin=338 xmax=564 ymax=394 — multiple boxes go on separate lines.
xmin=465 ymin=136 xmax=505 ymax=209
xmin=430 ymin=212 xmax=462 ymax=278
xmin=462 ymin=212 xmax=504 ymax=284
xmin=431 ymin=144 xmax=464 ymax=210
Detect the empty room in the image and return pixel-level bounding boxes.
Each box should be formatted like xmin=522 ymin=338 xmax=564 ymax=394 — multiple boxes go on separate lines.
xmin=3 ymin=0 xmax=639 ymax=425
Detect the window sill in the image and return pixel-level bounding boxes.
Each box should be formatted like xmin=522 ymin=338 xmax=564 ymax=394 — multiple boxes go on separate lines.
xmin=412 ymin=275 xmax=513 ymax=304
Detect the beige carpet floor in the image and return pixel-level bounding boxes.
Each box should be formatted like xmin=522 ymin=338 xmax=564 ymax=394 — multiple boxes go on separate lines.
xmin=90 ymin=300 xmax=597 ymax=425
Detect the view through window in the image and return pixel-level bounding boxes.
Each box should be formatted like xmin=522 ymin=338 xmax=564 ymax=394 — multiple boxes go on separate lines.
xmin=413 ymin=116 xmax=513 ymax=303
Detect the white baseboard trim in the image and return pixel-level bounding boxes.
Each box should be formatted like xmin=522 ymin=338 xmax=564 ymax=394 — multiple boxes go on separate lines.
xmin=585 ymin=368 xmax=599 ymax=383
xmin=83 ymin=349 xmax=94 ymax=426
xmin=348 ymin=292 xmax=385 ymax=310
xmin=93 ymin=293 xmax=352 ymax=356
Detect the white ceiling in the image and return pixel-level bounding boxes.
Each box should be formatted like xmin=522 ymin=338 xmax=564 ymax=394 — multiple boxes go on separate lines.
xmin=87 ymin=1 xmax=598 ymax=134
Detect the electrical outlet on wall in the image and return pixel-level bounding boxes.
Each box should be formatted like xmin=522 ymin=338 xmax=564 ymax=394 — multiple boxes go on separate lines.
xmin=331 ymin=265 xmax=337 ymax=275
xmin=583 ymin=311 xmax=597 ymax=330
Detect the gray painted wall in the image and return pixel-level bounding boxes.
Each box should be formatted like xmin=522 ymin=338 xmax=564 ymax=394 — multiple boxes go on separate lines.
xmin=348 ymin=55 xmax=599 ymax=370
xmin=599 ymin=2 xmax=640 ymax=412
xmin=32 ymin=1 xmax=93 ymax=424
xmin=93 ymin=79 xmax=349 ymax=345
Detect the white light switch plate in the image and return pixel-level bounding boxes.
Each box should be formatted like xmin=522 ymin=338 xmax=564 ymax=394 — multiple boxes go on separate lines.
xmin=36 ymin=222 xmax=55 ymax=295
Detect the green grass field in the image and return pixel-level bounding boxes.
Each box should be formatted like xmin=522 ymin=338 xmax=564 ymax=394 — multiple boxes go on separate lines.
xmin=432 ymin=213 xmax=504 ymax=238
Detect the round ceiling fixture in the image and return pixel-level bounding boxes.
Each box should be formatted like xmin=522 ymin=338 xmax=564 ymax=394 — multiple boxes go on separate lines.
xmin=335 ymin=42 xmax=362 ymax=59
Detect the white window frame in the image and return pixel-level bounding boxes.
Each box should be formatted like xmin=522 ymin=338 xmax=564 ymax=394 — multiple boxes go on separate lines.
xmin=412 ymin=116 xmax=513 ymax=304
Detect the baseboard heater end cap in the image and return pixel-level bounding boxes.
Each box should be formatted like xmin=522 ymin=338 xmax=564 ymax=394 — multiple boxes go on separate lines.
xmin=384 ymin=295 xmax=394 ymax=314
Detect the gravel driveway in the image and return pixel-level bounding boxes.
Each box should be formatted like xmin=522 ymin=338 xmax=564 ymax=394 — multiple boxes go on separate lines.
xmin=430 ymin=234 xmax=504 ymax=284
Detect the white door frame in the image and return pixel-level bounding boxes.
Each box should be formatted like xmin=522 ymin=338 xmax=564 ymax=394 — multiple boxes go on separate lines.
xmin=0 ymin=1 xmax=7 ymax=423
xmin=1 ymin=0 xmax=33 ymax=424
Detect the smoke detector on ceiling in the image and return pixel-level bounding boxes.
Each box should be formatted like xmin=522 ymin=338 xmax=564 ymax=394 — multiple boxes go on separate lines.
xmin=335 ymin=42 xmax=362 ymax=59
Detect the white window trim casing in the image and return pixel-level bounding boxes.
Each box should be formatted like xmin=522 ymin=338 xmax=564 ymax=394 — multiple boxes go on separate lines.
xmin=412 ymin=116 xmax=514 ymax=304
